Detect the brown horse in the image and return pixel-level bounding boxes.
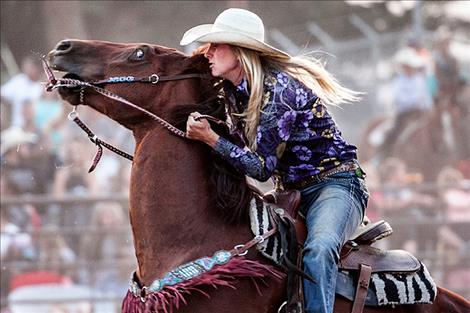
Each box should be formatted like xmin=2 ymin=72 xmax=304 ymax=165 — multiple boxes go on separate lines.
xmin=358 ymin=93 xmax=470 ymax=181
xmin=47 ymin=39 xmax=469 ymax=313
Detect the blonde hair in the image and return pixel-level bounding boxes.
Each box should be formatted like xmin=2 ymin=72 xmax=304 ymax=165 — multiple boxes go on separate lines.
xmin=233 ymin=47 xmax=265 ymax=149
xmin=194 ymin=44 xmax=361 ymax=150
xmin=233 ymin=47 xmax=361 ymax=149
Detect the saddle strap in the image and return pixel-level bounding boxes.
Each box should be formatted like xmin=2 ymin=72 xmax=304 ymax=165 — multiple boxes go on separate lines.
xmin=351 ymin=264 xmax=372 ymax=313
xmin=284 ymin=247 xmax=305 ymax=313
xmin=274 ymin=207 xmax=312 ymax=313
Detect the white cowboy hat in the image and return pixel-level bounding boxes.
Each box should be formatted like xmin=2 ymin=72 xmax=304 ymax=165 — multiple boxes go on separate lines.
xmin=1 ymin=127 xmax=38 ymax=155
xmin=180 ymin=8 xmax=290 ymax=59
xmin=394 ymin=48 xmax=425 ymax=69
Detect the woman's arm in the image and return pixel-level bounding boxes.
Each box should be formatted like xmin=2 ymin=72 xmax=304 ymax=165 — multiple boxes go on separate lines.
xmin=186 ymin=100 xmax=292 ymax=181
xmin=186 ymin=71 xmax=312 ymax=181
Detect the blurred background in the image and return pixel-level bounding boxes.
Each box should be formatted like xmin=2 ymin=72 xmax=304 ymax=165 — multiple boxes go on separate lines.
xmin=1 ymin=1 xmax=469 ymax=312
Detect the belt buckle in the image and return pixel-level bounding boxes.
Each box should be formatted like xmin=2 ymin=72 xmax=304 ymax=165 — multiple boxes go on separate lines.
xmin=355 ymin=167 xmax=365 ymax=178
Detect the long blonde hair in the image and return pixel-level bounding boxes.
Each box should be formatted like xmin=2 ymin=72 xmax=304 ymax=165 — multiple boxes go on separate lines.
xmin=193 ymin=44 xmax=361 ymax=150
xmin=233 ymin=47 xmax=361 ymax=150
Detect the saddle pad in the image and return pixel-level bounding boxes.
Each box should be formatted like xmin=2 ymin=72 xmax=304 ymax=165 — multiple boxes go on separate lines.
xmin=336 ymin=261 xmax=437 ymax=306
xmin=250 ymin=197 xmax=438 ymax=307
xmin=249 ymin=196 xmax=282 ymax=263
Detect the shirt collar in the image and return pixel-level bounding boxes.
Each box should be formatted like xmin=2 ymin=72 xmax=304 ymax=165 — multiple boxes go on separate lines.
xmin=235 ymin=76 xmax=250 ymax=97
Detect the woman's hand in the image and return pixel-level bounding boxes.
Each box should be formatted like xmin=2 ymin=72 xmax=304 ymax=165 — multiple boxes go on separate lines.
xmin=186 ymin=112 xmax=220 ymax=147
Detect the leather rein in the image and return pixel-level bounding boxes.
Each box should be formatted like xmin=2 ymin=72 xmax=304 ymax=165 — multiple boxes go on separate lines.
xmin=41 ymin=58 xmax=225 ymax=171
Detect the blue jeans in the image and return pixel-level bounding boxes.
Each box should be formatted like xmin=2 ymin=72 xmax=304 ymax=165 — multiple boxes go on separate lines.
xmin=298 ymin=170 xmax=369 ymax=313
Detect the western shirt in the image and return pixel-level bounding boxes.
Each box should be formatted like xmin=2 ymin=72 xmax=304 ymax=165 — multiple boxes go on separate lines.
xmin=213 ymin=68 xmax=358 ymax=184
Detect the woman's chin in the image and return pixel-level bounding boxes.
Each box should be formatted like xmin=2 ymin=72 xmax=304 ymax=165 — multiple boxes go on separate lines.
xmin=211 ymin=68 xmax=220 ymax=77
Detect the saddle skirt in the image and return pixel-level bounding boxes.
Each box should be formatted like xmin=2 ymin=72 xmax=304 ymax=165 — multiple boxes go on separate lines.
xmin=249 ymin=196 xmax=437 ymax=306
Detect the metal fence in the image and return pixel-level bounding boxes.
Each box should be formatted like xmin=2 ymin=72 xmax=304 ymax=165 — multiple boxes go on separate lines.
xmin=1 ymin=183 xmax=469 ymax=311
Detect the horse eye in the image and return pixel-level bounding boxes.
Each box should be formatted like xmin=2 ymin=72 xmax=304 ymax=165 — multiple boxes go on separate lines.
xmin=132 ymin=49 xmax=145 ymax=59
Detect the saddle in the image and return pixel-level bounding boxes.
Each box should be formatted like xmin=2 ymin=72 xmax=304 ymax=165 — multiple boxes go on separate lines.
xmin=263 ymin=189 xmax=420 ymax=313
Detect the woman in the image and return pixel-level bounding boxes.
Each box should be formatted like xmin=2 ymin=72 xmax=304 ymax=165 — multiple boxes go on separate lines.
xmin=182 ymin=8 xmax=369 ymax=313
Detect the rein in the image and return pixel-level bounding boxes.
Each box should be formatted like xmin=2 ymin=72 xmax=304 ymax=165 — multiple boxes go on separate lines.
xmin=42 ymin=58 xmax=225 ymax=171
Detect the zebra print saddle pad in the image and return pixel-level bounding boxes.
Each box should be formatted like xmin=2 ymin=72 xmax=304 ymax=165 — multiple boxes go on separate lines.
xmin=249 ymin=196 xmax=437 ymax=306
xmin=336 ymin=262 xmax=437 ymax=306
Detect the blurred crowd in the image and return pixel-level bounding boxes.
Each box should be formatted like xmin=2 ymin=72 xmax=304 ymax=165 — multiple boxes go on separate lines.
xmin=360 ymin=25 xmax=470 ymax=297
xmin=362 ymin=158 xmax=470 ymax=291
xmin=1 ymin=56 xmax=135 ymax=312
xmin=372 ymin=26 xmax=469 ymax=172
xmin=1 ymin=26 xmax=469 ymax=311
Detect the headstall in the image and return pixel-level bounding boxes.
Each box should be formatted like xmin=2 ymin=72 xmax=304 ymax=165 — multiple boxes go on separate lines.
xmin=41 ymin=57 xmax=224 ymax=171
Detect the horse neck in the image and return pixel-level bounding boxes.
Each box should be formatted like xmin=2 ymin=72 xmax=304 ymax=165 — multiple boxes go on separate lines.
xmin=129 ymin=129 xmax=250 ymax=285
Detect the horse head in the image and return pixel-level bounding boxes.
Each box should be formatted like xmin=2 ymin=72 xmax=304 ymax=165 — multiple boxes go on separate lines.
xmin=47 ymin=39 xmax=250 ymax=229
xmin=47 ymin=39 xmax=219 ymax=130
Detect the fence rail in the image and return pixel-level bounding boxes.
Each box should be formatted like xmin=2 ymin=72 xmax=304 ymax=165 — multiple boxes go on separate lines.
xmin=1 ymin=185 xmax=469 ymax=310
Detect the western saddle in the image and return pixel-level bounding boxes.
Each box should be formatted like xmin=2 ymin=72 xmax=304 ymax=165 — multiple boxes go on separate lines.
xmin=263 ymin=189 xmax=420 ymax=313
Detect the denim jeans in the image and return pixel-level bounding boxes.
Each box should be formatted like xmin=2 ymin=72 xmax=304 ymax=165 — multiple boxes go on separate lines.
xmin=298 ymin=170 xmax=369 ymax=313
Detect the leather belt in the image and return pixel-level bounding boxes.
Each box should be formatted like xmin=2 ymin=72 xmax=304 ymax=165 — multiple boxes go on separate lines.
xmin=284 ymin=161 xmax=361 ymax=190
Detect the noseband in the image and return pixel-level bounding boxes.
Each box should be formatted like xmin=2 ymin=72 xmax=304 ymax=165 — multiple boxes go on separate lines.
xmin=41 ymin=57 xmax=225 ymax=171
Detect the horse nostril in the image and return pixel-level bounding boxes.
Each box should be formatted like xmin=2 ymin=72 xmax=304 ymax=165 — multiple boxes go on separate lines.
xmin=55 ymin=40 xmax=72 ymax=53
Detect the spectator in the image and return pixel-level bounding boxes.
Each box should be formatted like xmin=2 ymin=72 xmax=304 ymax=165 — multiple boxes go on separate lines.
xmin=380 ymin=48 xmax=432 ymax=158
xmin=436 ymin=166 xmax=470 ymax=252
xmin=1 ymin=56 xmax=43 ymax=128
xmin=34 ymin=92 xmax=64 ymax=134
xmin=78 ymin=202 xmax=132 ymax=295
xmin=432 ymin=26 xmax=460 ymax=102
xmin=50 ymin=137 xmax=99 ymax=250
xmin=37 ymin=225 xmax=76 ymax=279
xmin=0 ymin=207 xmax=36 ymax=262
xmin=378 ymin=157 xmax=435 ymax=253
xmin=1 ymin=127 xmax=40 ymax=195
xmin=52 ymin=137 xmax=99 ymax=197
xmin=41 ymin=108 xmax=70 ymax=158
xmin=33 ymin=92 xmax=66 ymax=158
xmin=1 ymin=207 xmax=36 ymax=304
xmin=21 ymin=100 xmax=41 ymax=136
xmin=393 ymin=47 xmax=433 ymax=112
xmin=406 ymin=36 xmax=437 ymax=100
xmin=435 ymin=166 xmax=470 ymax=293
xmin=0 ymin=169 xmax=41 ymax=235
xmin=1 ymin=126 xmax=57 ymax=198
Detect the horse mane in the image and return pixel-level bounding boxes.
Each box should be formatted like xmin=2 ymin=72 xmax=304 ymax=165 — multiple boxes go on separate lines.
xmin=169 ymin=58 xmax=252 ymax=225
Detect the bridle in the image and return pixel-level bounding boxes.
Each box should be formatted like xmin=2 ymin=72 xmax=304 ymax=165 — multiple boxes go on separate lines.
xmin=42 ymin=57 xmax=225 ymax=171
xmin=42 ymin=59 xmax=291 ymax=298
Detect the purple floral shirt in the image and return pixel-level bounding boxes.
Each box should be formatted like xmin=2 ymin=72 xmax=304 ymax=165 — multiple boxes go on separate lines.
xmin=213 ymin=68 xmax=358 ymax=184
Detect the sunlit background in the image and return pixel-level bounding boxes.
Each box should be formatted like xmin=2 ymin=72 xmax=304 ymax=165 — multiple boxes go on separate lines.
xmin=1 ymin=1 xmax=469 ymax=312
